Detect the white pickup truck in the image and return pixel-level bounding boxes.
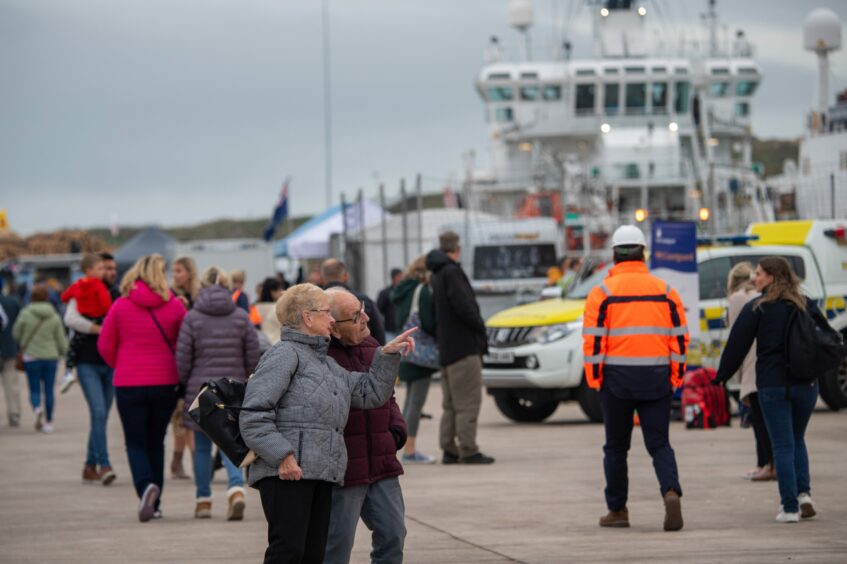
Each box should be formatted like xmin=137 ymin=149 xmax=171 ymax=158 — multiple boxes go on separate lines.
xmin=481 ymin=220 xmax=847 ymax=423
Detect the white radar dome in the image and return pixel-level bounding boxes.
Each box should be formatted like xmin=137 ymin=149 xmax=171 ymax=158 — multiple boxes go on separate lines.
xmin=804 ymin=8 xmax=842 ymax=52
xmin=509 ymin=0 xmax=534 ymax=31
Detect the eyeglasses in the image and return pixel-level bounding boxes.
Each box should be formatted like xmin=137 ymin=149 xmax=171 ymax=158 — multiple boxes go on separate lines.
xmin=309 ymin=308 xmax=332 ymax=318
xmin=334 ymin=303 xmax=366 ymax=325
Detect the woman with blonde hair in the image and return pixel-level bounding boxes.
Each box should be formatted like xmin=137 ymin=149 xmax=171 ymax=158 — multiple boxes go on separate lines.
xmin=98 ymin=254 xmax=187 ymax=522
xmin=716 ymin=257 xmax=823 ymax=523
xmin=169 ymin=256 xmax=199 ymax=479
xmin=726 ymin=262 xmax=774 ymax=481
xmin=391 ymin=255 xmax=438 ymax=464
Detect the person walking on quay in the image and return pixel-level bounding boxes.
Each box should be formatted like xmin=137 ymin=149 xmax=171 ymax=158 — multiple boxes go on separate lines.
xmin=239 ymin=283 xmax=416 ymax=564
xmin=726 ymin=262 xmax=774 ymax=481
xmin=176 ymin=266 xmax=260 ymax=520
xmin=321 ymin=258 xmax=386 ymax=345
xmin=714 ymin=257 xmax=824 ymax=523
xmin=169 ymin=256 xmax=200 ymax=480
xmin=392 ymin=256 xmax=438 ymax=464
xmin=582 ymin=225 xmax=689 ymax=531
xmin=98 ymin=254 xmax=187 ymax=522
xmin=376 ymin=268 xmax=403 ymax=340
xmin=0 ymin=278 xmax=23 ymax=428
xmin=99 ymin=252 xmax=121 ymax=300
xmin=231 ymin=269 xmax=262 ymax=327
xmin=426 ymin=231 xmax=494 ymax=465
xmin=323 ymin=287 xmax=408 ymax=564
xmin=12 ymin=284 xmax=68 ymax=433
xmin=255 ymin=277 xmax=284 ymax=346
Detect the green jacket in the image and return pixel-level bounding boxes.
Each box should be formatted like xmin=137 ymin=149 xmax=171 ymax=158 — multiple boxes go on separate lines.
xmin=391 ymin=279 xmax=437 ymax=382
xmin=12 ymin=302 xmax=67 ymax=360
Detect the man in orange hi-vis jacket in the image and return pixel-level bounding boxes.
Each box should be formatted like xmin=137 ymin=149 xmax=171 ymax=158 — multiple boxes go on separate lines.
xmin=582 ymin=225 xmax=689 ymax=532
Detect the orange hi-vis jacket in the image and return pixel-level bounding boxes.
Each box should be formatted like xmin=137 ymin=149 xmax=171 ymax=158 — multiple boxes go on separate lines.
xmin=582 ymin=261 xmax=689 ymax=397
xmin=232 ymin=289 xmax=263 ymax=326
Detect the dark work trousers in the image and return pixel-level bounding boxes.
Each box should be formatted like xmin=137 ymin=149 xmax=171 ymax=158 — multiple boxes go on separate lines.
xmin=115 ymin=385 xmax=178 ymax=509
xmin=258 ymin=478 xmax=333 ymax=564
xmin=599 ymin=388 xmax=682 ymax=511
xmin=748 ymin=392 xmax=773 ymax=468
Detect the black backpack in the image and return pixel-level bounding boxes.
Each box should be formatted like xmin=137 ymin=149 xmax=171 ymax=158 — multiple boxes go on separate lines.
xmin=784 ymin=305 xmax=847 ymax=383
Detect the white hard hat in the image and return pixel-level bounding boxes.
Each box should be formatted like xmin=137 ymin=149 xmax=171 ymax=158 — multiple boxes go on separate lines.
xmin=611 ymin=225 xmax=647 ymax=247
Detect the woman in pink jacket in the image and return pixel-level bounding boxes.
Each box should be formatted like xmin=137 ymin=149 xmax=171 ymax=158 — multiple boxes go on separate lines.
xmin=98 ymin=254 xmax=187 ymax=522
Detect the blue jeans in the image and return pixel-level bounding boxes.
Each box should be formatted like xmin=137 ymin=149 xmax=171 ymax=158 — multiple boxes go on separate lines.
xmin=324 ymin=477 xmax=406 ymax=564
xmin=77 ymin=363 xmax=114 ymax=467
xmin=599 ymin=389 xmax=682 ymax=511
xmin=115 ymin=385 xmax=178 ymax=509
xmin=24 ymin=360 xmax=57 ymax=421
xmin=193 ymin=431 xmax=243 ymax=499
xmin=758 ymin=383 xmax=818 ymax=513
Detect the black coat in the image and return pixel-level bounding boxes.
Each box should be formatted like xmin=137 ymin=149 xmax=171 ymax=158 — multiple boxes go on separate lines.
xmin=716 ymin=296 xmax=822 ymax=390
xmin=324 ymin=281 xmax=386 ymax=345
xmin=425 ymin=250 xmax=488 ymax=367
xmin=376 ymin=285 xmax=396 ymax=333
xmin=0 ymin=294 xmax=21 ymax=360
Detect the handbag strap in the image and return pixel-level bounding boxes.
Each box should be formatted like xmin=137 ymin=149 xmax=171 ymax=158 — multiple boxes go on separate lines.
xmin=410 ymin=283 xmax=423 ymax=316
xmin=147 ymin=308 xmax=174 ymax=354
xmin=20 ymin=318 xmax=47 ymax=355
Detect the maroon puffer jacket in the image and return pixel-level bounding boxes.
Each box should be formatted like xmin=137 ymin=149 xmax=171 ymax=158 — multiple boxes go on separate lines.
xmin=328 ymin=335 xmax=406 ymax=487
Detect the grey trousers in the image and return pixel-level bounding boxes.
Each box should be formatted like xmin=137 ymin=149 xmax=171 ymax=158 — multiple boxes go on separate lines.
xmin=324 ymin=477 xmax=406 ymax=564
xmin=1 ymin=359 xmax=22 ymax=423
xmin=402 ymin=377 xmax=432 ymax=438
xmin=439 ymin=355 xmax=482 ymax=458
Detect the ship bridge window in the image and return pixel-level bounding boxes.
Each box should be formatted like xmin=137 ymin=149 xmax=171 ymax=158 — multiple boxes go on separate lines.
xmin=711 ymin=68 xmax=730 ymax=76
xmin=576 ymin=69 xmax=596 ymax=76
xmin=487 ymin=86 xmax=514 ymax=101
xmin=576 ymin=84 xmax=596 ymax=115
xmin=625 ymin=83 xmax=646 ymax=114
xmin=674 ymin=68 xmax=688 ymax=75
xmin=543 ymin=85 xmax=562 ymax=101
xmin=651 ymin=82 xmax=668 ymax=114
xmin=708 ymin=81 xmax=730 ymax=97
xmin=520 ymin=85 xmax=540 ymax=101
xmin=625 ymin=66 xmax=646 ymax=74
xmin=494 ymin=107 xmax=514 ymax=123
xmin=651 ymin=67 xmax=667 ymax=74
xmin=520 ymin=72 xmax=539 ymax=79
xmin=674 ymin=81 xmax=691 ymax=113
xmin=605 ymin=83 xmax=620 ymax=115
xmin=738 ymin=67 xmax=758 ymax=75
xmin=736 ymin=80 xmax=759 ymax=96
xmin=736 ymin=102 xmax=750 ymax=117
xmin=487 ymin=73 xmax=511 ymax=80
xmin=604 ymin=68 xmax=620 ymax=75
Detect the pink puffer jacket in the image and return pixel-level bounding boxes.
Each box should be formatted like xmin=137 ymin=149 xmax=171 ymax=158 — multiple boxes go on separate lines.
xmin=98 ymin=281 xmax=187 ymax=387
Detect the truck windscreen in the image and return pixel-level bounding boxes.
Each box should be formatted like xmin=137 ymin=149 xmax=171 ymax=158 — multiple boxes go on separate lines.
xmin=473 ymin=244 xmax=557 ymax=280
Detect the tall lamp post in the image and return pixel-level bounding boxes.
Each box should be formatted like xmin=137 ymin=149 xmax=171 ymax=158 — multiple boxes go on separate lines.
xmin=323 ymin=0 xmax=333 ymax=209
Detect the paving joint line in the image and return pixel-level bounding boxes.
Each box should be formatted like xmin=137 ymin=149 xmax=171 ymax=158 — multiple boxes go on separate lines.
xmin=406 ymin=514 xmax=527 ymax=563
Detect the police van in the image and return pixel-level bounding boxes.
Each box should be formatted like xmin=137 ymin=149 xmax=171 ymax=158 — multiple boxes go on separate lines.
xmin=481 ymin=220 xmax=847 ymax=423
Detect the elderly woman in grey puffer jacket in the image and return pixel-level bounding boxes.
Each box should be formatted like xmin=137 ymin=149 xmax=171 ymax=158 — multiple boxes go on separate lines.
xmin=176 ymin=266 xmax=260 ymax=522
xmin=240 ymin=283 xmax=416 ymax=564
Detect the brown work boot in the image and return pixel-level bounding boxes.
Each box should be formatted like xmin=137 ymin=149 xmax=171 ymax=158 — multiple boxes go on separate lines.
xmin=599 ymin=508 xmax=630 ymax=528
xmin=171 ymin=451 xmax=190 ymax=480
xmin=194 ymin=500 xmax=212 ymax=519
xmin=82 ymin=464 xmax=99 ymax=484
xmin=663 ymin=490 xmax=684 ymax=531
xmin=227 ymin=487 xmax=246 ymax=521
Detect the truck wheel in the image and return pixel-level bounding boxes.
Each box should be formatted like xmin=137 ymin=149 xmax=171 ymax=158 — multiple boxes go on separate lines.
xmin=576 ymin=378 xmax=603 ymax=423
xmin=492 ymin=393 xmax=559 ymax=423
xmin=819 ymin=358 xmax=847 ymax=410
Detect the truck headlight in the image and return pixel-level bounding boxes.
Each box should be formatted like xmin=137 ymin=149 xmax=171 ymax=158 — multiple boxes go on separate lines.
xmin=528 ymin=321 xmax=582 ymax=344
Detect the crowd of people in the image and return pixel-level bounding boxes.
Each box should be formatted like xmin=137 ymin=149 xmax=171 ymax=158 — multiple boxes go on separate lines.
xmin=0 ymin=224 xmax=831 ymax=562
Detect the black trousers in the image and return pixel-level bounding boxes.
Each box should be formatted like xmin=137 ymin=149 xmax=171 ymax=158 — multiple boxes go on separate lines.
xmin=748 ymin=392 xmax=773 ymax=468
xmin=258 ymin=478 xmax=333 ymax=564
xmin=599 ymin=388 xmax=682 ymax=511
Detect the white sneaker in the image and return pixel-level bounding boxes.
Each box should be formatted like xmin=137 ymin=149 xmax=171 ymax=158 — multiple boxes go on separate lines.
xmin=34 ymin=407 xmax=43 ymax=431
xmin=776 ymin=510 xmax=800 ymax=523
xmin=60 ymin=371 xmax=77 ymax=394
xmin=798 ymin=493 xmax=816 ymax=519
xmin=41 ymin=422 xmax=55 ymax=433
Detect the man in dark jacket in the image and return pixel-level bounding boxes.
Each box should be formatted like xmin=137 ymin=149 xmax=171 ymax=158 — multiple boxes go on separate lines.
xmin=324 ymin=287 xmax=407 ymax=564
xmin=0 ymin=277 xmax=23 ymax=427
xmin=426 ymin=230 xmax=494 ymax=465
xmin=321 ymin=258 xmax=386 ymax=345
xmin=376 ymin=268 xmax=403 ymax=338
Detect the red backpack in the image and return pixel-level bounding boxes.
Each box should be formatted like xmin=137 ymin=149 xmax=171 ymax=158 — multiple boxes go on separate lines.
xmin=681 ymin=367 xmax=730 ymax=429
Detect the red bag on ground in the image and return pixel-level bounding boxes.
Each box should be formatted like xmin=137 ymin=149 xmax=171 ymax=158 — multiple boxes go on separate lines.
xmin=681 ymin=367 xmax=730 ymax=429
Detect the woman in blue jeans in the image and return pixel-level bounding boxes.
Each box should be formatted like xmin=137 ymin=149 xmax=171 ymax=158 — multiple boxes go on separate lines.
xmin=176 ymin=266 xmax=260 ymax=520
xmin=716 ymin=256 xmax=821 ymax=523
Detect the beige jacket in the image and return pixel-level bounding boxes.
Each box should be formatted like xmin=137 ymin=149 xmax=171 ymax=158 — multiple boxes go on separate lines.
xmin=727 ymin=287 xmax=758 ymax=400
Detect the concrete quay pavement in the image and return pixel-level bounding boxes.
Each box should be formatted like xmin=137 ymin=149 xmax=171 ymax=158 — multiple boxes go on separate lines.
xmin=1 ymin=380 xmax=846 ymax=564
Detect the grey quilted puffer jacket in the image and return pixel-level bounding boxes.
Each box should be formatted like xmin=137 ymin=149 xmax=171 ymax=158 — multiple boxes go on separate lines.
xmin=176 ymin=285 xmax=261 ymax=431
xmin=239 ymin=327 xmax=401 ymax=487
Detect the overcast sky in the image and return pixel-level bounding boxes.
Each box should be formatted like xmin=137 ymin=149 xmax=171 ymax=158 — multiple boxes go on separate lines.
xmin=2 ymin=0 xmax=845 ymax=235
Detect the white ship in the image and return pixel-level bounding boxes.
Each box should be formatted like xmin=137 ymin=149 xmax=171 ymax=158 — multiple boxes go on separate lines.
xmin=466 ymin=0 xmax=775 ymax=248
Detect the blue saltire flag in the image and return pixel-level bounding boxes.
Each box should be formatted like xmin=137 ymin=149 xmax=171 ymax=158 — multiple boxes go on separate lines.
xmin=263 ymin=178 xmax=290 ymax=242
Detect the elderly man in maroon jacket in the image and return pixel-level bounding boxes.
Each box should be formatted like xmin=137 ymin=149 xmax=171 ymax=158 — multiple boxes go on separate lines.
xmin=324 ymin=287 xmax=407 ymax=564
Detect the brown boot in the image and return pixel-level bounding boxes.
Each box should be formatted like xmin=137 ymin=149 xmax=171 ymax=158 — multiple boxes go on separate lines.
xmin=98 ymin=466 xmax=116 ymax=486
xmin=599 ymin=508 xmax=629 ymax=528
xmin=227 ymin=487 xmax=246 ymax=521
xmin=663 ymin=490 xmax=683 ymax=531
xmin=171 ymin=451 xmax=190 ymax=479
xmin=194 ymin=499 xmax=212 ymax=519
xmin=82 ymin=464 xmax=99 ymax=484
